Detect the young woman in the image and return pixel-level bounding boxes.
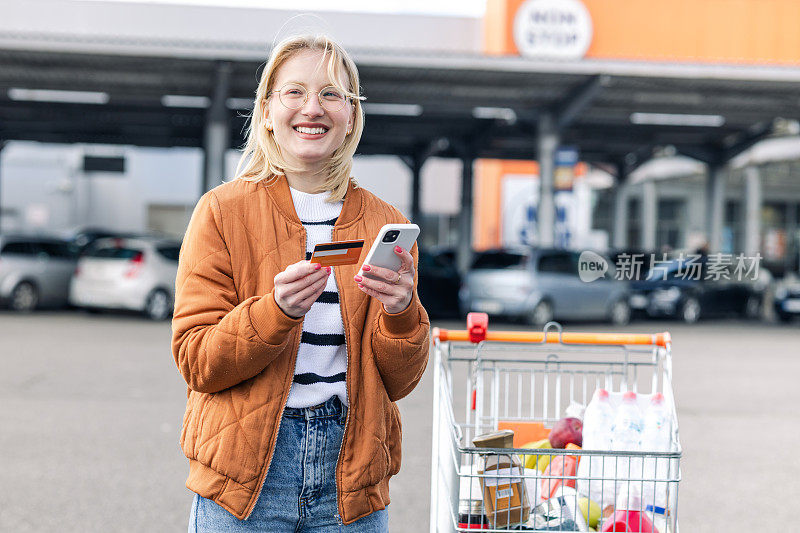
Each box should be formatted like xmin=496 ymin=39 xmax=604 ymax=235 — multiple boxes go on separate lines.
xmin=171 ymin=34 xmax=430 ymax=532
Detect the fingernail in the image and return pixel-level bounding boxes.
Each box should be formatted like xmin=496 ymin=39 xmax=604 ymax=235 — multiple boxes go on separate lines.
xmin=362 ymin=265 xmax=371 ymax=271
xmin=395 ymin=246 xmax=402 ymax=253
xmin=325 ymin=266 xmax=331 ymax=274
xmin=358 ymin=284 xmax=364 ymax=289
xmin=314 ymin=263 xmax=321 ymax=270
xmin=354 ymin=275 xmax=362 ymax=282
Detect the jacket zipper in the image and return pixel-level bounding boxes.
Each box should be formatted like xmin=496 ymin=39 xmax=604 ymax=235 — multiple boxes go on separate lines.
xmin=332 ymin=228 xmax=351 ymax=524
xmin=242 ymin=226 xmax=306 ymax=520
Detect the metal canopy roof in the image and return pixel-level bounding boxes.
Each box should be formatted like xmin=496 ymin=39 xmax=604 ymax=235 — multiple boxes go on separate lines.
xmin=2 ymin=47 xmax=800 ymax=169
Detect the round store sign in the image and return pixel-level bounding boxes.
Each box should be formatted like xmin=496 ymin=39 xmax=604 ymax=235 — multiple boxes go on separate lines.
xmin=513 ymin=0 xmax=593 ymax=60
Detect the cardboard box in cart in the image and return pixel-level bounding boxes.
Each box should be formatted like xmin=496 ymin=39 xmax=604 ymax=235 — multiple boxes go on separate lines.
xmin=479 ymin=454 xmax=530 ymax=527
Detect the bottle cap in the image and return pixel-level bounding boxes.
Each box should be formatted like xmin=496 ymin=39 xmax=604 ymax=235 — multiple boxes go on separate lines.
xmin=651 ymin=392 xmax=665 ymax=404
xmin=623 ymin=391 xmax=637 ymax=402
xmin=595 ymin=389 xmax=609 ymax=400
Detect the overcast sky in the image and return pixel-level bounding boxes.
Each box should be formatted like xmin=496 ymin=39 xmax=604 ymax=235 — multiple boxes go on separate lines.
xmin=81 ymin=0 xmax=486 ymax=17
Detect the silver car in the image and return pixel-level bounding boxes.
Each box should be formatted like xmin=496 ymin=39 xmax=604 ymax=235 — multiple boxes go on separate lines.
xmin=460 ymin=248 xmax=631 ymax=326
xmin=69 ymin=236 xmax=180 ymax=320
xmin=0 ymin=234 xmax=79 ymax=311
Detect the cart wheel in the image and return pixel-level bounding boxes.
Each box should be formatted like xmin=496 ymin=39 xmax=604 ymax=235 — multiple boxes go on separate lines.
xmin=527 ymin=300 xmax=553 ymax=327
xmin=609 ymin=299 xmax=632 ymax=326
xmin=680 ymin=297 xmax=701 ymax=323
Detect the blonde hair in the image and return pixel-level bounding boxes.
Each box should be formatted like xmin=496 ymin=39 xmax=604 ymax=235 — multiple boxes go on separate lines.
xmin=234 ymin=34 xmax=365 ymax=202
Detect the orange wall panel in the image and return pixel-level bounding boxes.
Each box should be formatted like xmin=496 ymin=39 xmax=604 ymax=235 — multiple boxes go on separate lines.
xmin=485 ymin=0 xmax=800 ymax=65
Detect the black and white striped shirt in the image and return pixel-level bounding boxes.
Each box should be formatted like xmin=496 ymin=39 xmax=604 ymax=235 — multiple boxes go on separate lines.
xmin=286 ymin=187 xmax=347 ymax=408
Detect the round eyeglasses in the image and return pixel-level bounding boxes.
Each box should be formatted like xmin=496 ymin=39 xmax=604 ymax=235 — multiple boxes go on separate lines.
xmin=271 ymin=83 xmax=349 ymax=113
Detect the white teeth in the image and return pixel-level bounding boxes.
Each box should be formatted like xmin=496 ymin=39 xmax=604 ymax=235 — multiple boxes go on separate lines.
xmin=294 ymin=126 xmax=327 ymax=135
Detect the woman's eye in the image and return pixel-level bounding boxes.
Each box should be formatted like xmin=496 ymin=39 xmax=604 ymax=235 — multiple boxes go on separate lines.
xmin=323 ymin=90 xmax=344 ymax=99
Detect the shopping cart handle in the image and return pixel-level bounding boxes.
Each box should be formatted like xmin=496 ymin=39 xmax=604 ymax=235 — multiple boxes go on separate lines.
xmin=433 ymin=325 xmax=671 ymax=348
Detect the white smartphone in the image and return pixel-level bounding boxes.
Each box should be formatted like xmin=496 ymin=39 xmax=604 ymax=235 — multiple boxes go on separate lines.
xmin=358 ymin=223 xmax=420 ymax=280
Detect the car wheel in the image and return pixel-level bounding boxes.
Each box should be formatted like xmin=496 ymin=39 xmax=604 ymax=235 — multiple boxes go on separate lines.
xmin=609 ymin=299 xmax=632 ymax=326
xmin=527 ymin=300 xmax=554 ymax=327
xmin=777 ymin=311 xmax=794 ymax=323
xmin=144 ymin=289 xmax=172 ymax=321
xmin=10 ymin=282 xmax=39 ymax=312
xmin=680 ymin=297 xmax=701 ymax=323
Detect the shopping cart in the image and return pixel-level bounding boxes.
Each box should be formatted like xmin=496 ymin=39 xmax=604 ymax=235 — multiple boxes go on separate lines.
xmin=429 ymin=314 xmax=682 ymax=532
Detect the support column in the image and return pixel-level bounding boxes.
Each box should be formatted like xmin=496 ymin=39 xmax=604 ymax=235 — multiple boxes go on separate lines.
xmin=0 ymin=140 xmax=5 ymax=233
xmin=641 ymin=179 xmax=658 ymax=250
xmin=706 ymin=163 xmax=726 ymax=252
xmin=203 ymin=62 xmax=232 ymax=194
xmin=410 ymin=154 xmax=423 ymax=230
xmin=537 ymin=113 xmax=558 ymax=248
xmin=456 ymin=156 xmax=474 ymax=275
xmin=744 ymin=165 xmax=762 ymax=256
xmin=612 ymin=165 xmax=629 ymax=250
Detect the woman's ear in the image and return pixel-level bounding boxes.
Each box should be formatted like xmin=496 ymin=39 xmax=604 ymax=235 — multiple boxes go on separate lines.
xmin=262 ymin=100 xmax=272 ymax=131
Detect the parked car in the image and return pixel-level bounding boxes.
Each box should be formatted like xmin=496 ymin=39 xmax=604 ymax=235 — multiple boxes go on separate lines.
xmin=629 ymin=258 xmax=763 ymax=323
xmin=417 ymin=247 xmax=460 ymax=319
xmin=459 ymin=248 xmax=631 ymax=326
xmin=773 ymin=274 xmax=800 ymax=323
xmin=0 ymin=234 xmax=79 ymax=311
xmin=69 ymin=236 xmax=181 ymax=320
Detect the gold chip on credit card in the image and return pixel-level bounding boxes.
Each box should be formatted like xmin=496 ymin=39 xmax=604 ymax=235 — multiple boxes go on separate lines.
xmin=309 ymin=240 xmax=365 ymax=267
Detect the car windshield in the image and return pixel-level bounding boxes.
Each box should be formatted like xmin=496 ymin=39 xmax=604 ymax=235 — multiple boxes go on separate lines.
xmin=85 ymin=246 xmax=142 ymax=260
xmin=472 ymin=252 xmax=528 ymax=270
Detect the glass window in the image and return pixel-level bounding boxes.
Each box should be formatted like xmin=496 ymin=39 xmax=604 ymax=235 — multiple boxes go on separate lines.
xmin=85 ymin=247 xmax=142 ymax=260
xmin=156 ymin=246 xmax=180 ymax=261
xmin=472 ymin=252 xmax=528 ymax=270
xmin=537 ymin=252 xmax=574 ymax=274
xmin=1 ymin=241 xmax=34 ymax=256
xmin=39 ymin=241 xmax=77 ymax=258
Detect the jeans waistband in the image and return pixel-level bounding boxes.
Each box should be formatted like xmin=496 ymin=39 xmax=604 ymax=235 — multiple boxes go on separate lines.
xmin=283 ymin=396 xmax=345 ymax=420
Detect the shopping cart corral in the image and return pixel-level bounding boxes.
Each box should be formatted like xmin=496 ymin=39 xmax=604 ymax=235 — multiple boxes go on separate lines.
xmin=429 ymin=314 xmax=682 ymax=532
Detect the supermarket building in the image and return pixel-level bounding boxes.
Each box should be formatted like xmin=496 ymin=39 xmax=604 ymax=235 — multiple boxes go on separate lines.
xmin=2 ymin=0 xmax=800 ymax=274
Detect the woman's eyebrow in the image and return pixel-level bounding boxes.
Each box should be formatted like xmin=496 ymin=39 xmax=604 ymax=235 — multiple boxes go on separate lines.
xmin=280 ymin=80 xmax=339 ymax=89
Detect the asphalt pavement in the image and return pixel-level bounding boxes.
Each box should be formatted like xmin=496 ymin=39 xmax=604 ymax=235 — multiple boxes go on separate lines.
xmin=0 ymin=310 xmax=797 ymax=532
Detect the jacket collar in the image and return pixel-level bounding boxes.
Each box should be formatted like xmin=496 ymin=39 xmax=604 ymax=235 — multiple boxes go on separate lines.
xmin=263 ymin=175 xmax=364 ymax=228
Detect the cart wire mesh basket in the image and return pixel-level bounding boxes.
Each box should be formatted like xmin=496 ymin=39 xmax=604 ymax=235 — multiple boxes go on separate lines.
xmin=429 ymin=314 xmax=682 ymax=532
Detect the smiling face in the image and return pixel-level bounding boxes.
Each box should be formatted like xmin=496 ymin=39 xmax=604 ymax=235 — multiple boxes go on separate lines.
xmin=264 ymin=49 xmax=354 ymax=174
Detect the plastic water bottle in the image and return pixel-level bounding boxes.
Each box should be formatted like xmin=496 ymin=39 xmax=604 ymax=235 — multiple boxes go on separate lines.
xmin=641 ymin=393 xmax=671 ymax=511
xmin=577 ymin=389 xmax=616 ymax=506
xmin=612 ymin=391 xmax=644 ymax=497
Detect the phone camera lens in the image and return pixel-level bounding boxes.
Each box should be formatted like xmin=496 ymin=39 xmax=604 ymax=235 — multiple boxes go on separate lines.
xmin=382 ymin=230 xmax=400 ymax=243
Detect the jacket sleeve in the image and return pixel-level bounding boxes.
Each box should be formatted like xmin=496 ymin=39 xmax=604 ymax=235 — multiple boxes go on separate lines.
xmin=171 ymin=191 xmax=302 ymax=393
xmin=370 ymin=242 xmax=430 ymax=401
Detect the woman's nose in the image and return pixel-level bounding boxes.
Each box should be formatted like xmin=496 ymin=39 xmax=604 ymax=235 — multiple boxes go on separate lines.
xmin=301 ymin=94 xmax=325 ymax=117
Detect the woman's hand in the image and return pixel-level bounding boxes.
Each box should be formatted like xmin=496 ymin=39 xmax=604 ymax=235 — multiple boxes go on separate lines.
xmin=274 ymin=261 xmax=331 ymax=318
xmin=354 ymin=246 xmax=414 ymax=314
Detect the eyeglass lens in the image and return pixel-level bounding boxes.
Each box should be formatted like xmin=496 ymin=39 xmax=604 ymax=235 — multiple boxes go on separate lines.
xmin=278 ymin=84 xmax=347 ymax=111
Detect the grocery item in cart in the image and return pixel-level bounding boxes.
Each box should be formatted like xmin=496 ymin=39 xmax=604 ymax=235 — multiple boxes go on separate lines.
xmin=549 ymin=417 xmax=583 ymax=448
xmin=478 ymin=454 xmax=531 ymax=528
xmin=641 ymin=393 xmax=671 ymax=510
xmin=601 ymin=486 xmax=655 ymax=532
xmin=472 ymin=429 xmax=514 ymax=449
xmin=611 ymin=391 xmax=644 ymax=495
xmin=540 ymin=443 xmax=581 ymax=501
xmin=528 ymin=487 xmax=589 ymax=532
xmin=578 ymin=389 xmax=617 ymax=507
xmin=521 ymin=438 xmax=552 ymax=472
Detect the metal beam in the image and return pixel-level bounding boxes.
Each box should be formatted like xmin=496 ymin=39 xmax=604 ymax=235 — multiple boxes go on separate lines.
xmin=556 ymin=75 xmax=610 ymax=130
xmin=537 ymin=112 xmax=558 ymax=247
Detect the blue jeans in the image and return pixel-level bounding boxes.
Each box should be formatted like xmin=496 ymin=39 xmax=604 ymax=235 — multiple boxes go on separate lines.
xmin=188 ymin=396 xmax=388 ymax=532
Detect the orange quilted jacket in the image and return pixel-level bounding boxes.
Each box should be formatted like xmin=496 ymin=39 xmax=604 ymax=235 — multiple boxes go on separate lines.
xmin=171 ymin=176 xmax=430 ymax=524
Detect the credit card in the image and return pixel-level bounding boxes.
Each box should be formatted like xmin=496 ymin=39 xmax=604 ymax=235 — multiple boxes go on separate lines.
xmin=309 ymin=239 xmax=365 ymax=267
